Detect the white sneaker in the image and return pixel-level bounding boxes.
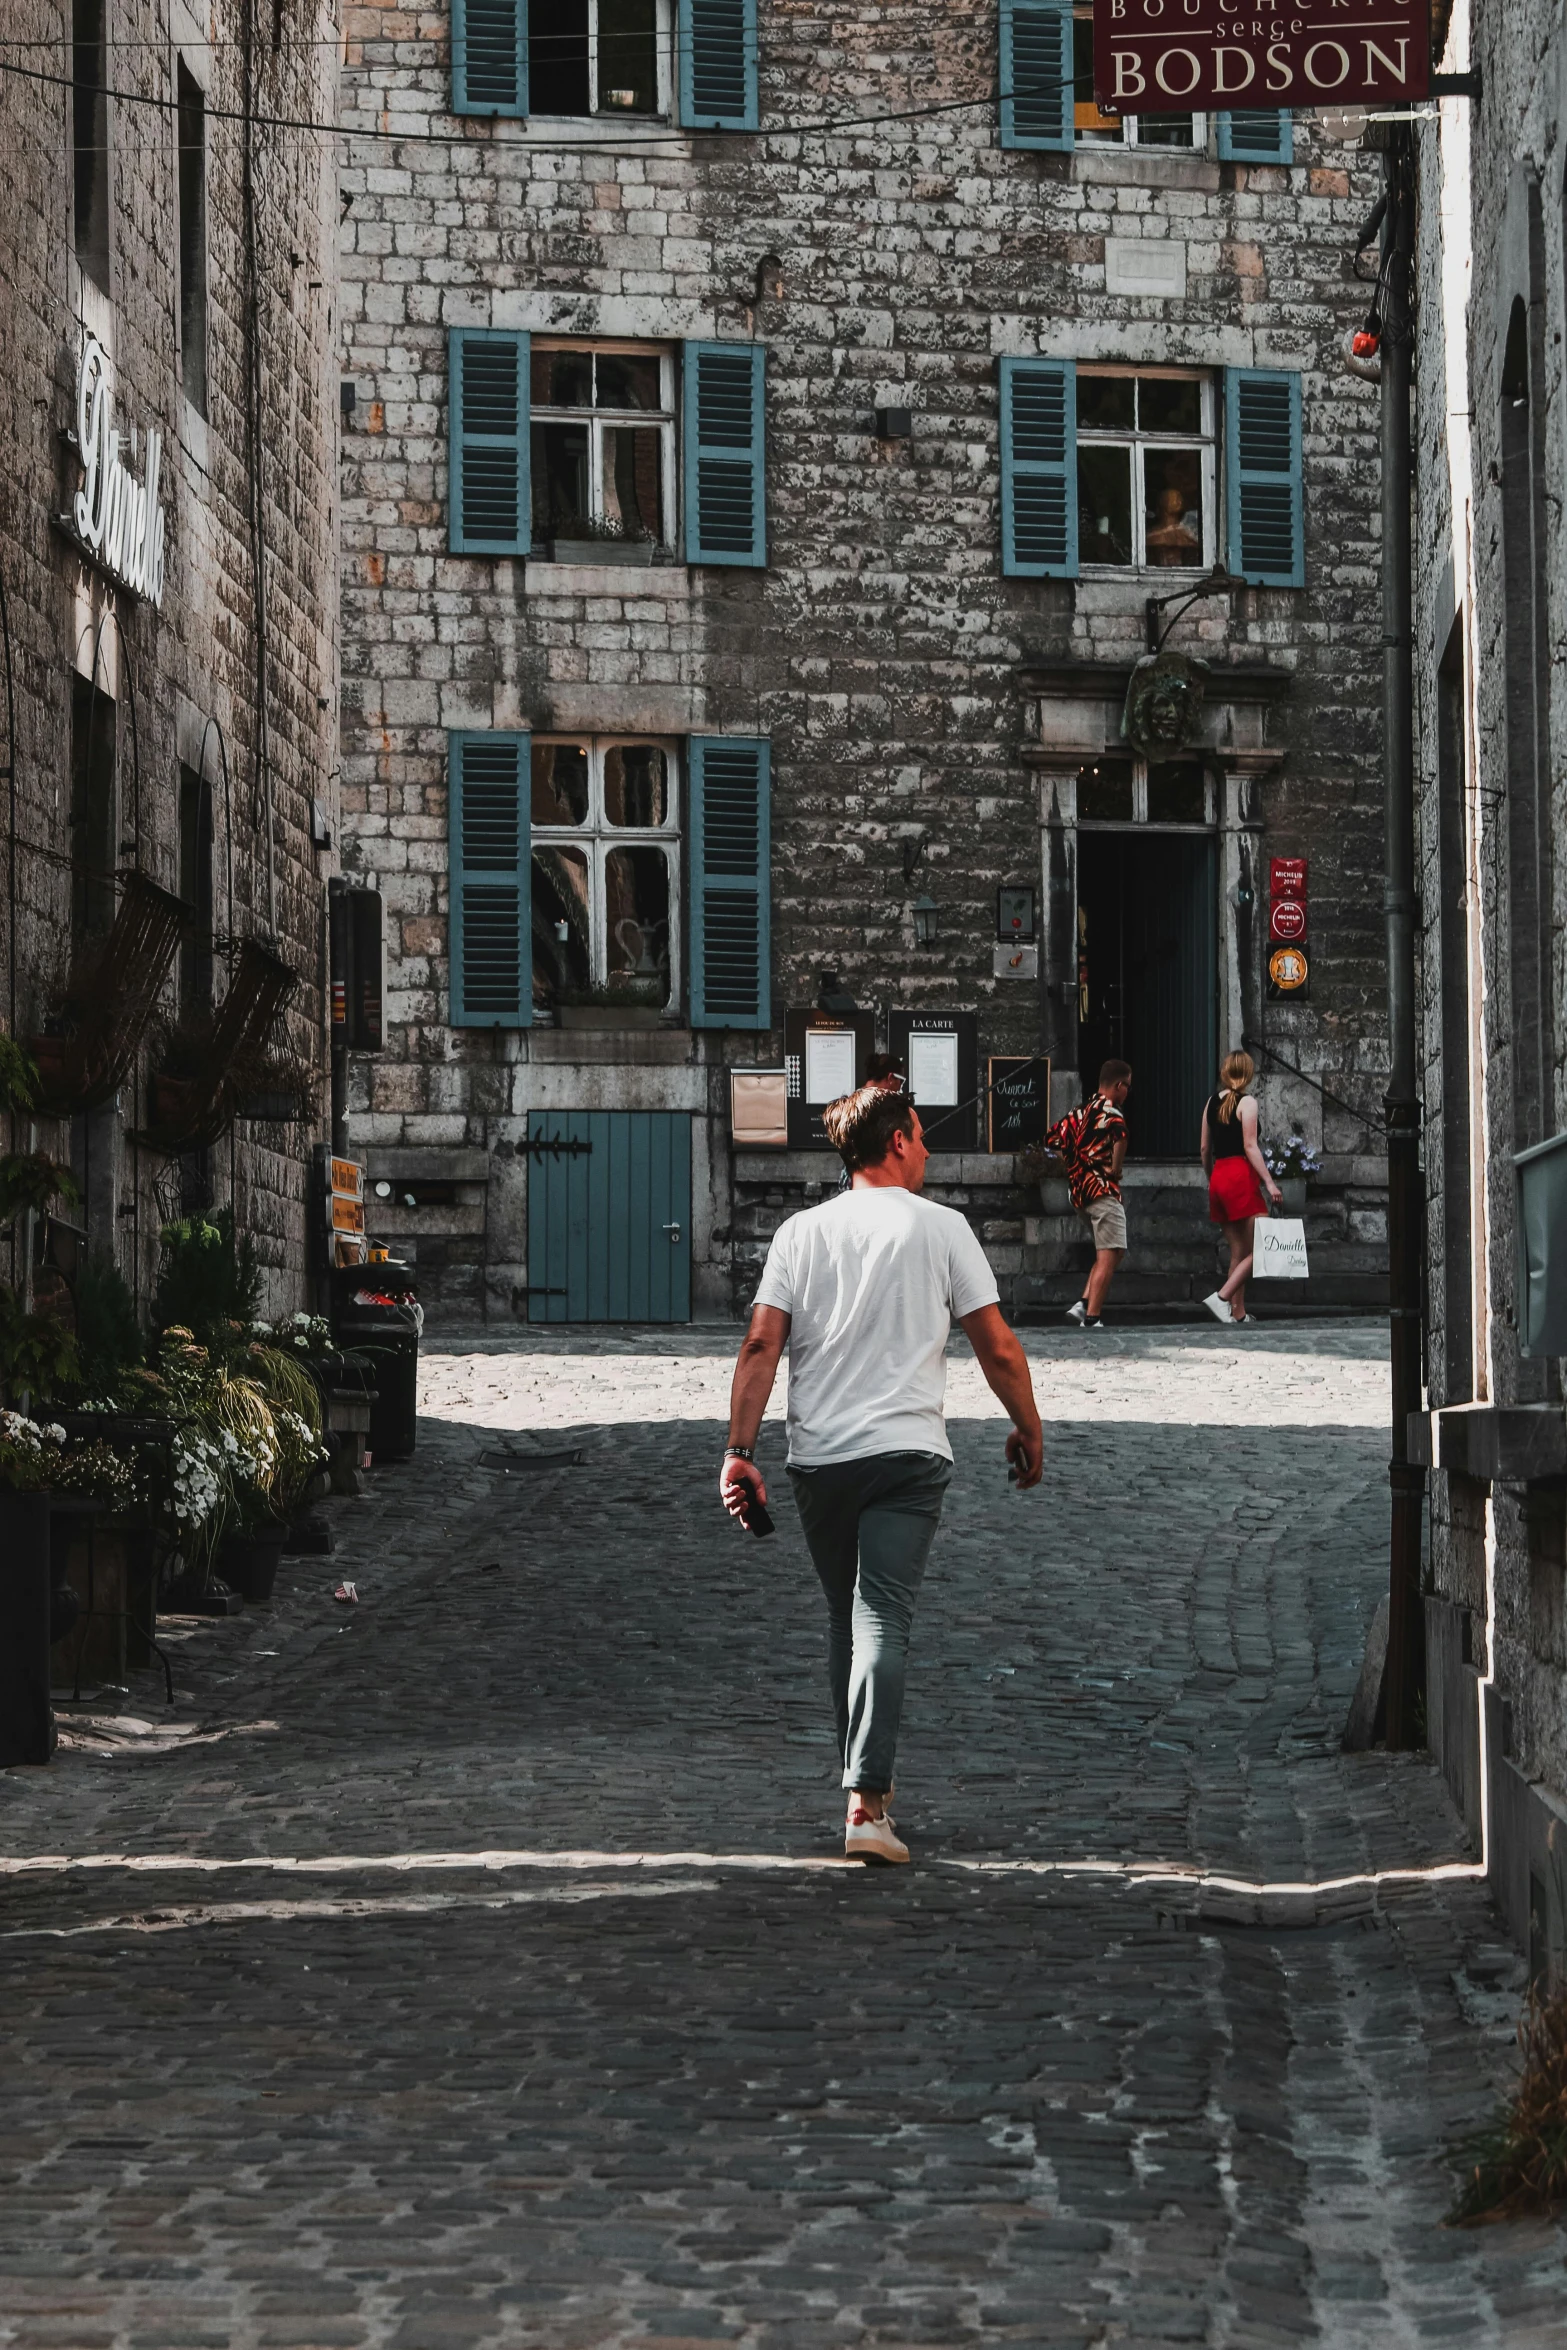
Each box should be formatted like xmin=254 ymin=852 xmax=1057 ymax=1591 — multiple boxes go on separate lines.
xmin=1065 ymin=1298 xmax=1087 ymax=1325
xmin=845 ymin=1807 xmax=910 ymax=1865
xmin=1201 ymin=1291 xmax=1230 ymax=1323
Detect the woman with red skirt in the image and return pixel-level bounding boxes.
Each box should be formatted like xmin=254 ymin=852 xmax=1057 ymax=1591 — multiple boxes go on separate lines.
xmin=1200 ymin=1050 xmax=1282 ymax=1326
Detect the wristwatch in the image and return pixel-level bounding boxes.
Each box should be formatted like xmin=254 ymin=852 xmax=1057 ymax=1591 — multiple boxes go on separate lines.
xmin=724 ymin=1445 xmax=754 ymax=1461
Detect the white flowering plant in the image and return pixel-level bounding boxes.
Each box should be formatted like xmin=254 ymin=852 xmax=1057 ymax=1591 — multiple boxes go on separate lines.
xmin=251 ymin=1311 xmax=336 ymax=1357
xmin=0 ymin=1406 xmax=136 ymax=1511
xmin=1263 ymin=1130 xmax=1323 ymax=1182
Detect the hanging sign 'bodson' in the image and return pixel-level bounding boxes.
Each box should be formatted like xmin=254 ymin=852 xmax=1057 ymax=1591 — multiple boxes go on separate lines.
xmin=63 ymin=335 xmax=167 ymax=607
xmin=1092 ymin=0 xmax=1430 ymax=115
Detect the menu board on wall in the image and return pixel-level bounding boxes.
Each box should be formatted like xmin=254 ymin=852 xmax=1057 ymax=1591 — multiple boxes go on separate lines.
xmin=887 ymin=1010 xmax=978 ymax=1151
xmin=784 ymin=1009 xmax=877 ymax=1149
xmin=986 ymin=1056 xmax=1053 ymax=1153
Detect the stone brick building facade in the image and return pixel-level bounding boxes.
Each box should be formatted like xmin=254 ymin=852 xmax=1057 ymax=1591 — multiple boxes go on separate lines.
xmin=338 ymin=1 xmax=1390 ymax=1323
xmin=1412 ymin=0 xmax=1567 ymax=1982
xmin=0 ymin=0 xmax=339 ymax=1313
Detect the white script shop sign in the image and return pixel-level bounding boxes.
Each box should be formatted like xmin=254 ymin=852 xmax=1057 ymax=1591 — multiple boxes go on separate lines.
xmin=64 ymin=337 xmax=167 ymax=606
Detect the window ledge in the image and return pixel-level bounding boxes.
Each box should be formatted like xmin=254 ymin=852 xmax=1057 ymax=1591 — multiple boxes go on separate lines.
xmin=1074 ymin=149 xmax=1221 ymax=192
xmin=1078 ymin=566 xmax=1212 ymax=586
xmin=507 ymin=115 xmax=686 ymax=148
xmin=525 ymin=558 xmax=691 ymax=597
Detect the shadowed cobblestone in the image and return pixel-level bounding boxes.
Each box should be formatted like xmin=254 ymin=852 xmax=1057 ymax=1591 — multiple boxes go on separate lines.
xmin=1 ymin=1323 xmax=1562 ymax=2347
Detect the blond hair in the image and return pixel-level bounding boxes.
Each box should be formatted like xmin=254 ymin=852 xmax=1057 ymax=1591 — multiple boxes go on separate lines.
xmin=822 ymin=1080 xmax=915 ymax=1172
xmin=1217 ymin=1050 xmax=1254 ymax=1126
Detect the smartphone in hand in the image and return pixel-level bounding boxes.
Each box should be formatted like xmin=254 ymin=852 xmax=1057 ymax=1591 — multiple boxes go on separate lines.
xmin=737 ymin=1492 xmax=775 ymax=1538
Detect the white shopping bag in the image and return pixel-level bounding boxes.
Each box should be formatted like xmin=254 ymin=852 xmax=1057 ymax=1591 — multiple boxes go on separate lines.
xmin=1254 ymin=1216 xmax=1309 ymax=1279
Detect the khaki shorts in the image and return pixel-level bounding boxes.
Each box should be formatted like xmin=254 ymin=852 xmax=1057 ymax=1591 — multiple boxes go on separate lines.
xmin=1080 ymin=1195 xmax=1127 ymax=1252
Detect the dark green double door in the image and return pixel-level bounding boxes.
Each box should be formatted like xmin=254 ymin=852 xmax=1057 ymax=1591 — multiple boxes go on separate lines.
xmin=526 ymin=1112 xmax=692 ymax=1322
xmin=1077 ymin=832 xmax=1219 ymax=1158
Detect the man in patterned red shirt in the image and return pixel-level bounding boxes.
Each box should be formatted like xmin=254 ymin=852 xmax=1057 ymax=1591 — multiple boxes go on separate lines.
xmin=1043 ymin=1059 xmax=1132 ymax=1329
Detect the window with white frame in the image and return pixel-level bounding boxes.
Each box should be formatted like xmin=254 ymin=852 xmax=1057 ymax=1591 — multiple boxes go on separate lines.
xmin=1070 ymin=9 xmax=1204 ymax=150
xmin=532 ymin=737 xmax=681 ymax=1012
xmin=1077 ymin=369 xmax=1215 ymax=572
xmin=530 ymin=0 xmax=672 ymax=118
xmin=531 ymin=343 xmax=676 ymax=553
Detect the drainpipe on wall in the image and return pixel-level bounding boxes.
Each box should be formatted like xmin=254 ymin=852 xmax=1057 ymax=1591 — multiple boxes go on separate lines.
xmin=1380 ymin=120 xmax=1427 ymax=1750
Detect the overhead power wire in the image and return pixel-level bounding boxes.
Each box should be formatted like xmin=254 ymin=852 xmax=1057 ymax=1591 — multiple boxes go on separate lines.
xmin=0 ymin=54 xmax=1101 ymax=152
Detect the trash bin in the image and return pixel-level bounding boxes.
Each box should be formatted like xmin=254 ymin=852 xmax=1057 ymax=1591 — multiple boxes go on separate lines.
xmin=332 ymin=1260 xmax=422 ymax=1461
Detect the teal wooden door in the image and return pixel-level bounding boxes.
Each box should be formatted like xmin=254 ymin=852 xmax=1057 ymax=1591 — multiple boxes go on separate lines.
xmin=525 ymin=1111 xmax=692 ymax=1322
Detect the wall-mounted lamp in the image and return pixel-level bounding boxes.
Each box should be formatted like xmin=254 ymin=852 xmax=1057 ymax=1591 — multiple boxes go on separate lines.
xmin=912 ymin=895 xmax=938 ymax=947
xmin=875 ymin=407 xmax=912 ymax=440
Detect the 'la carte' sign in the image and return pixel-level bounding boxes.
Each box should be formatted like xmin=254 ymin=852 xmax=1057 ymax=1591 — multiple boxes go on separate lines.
xmin=65 ymin=336 xmax=167 ymax=606
xmin=1093 ymin=0 xmax=1430 ymax=114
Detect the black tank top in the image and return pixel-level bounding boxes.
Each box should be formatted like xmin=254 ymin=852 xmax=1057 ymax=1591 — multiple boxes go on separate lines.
xmin=1207 ymin=1093 xmax=1248 ymax=1158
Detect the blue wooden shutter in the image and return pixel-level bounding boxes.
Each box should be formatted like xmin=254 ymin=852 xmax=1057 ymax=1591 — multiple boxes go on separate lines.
xmin=452 ymin=0 xmax=527 ymax=116
xmin=1216 ymin=112 xmax=1293 ymax=164
xmin=1000 ymin=0 xmax=1073 ymax=152
xmin=448 ymin=732 xmax=531 ymax=1027
xmin=1000 ymin=356 xmax=1077 ymax=578
xmin=678 ymin=0 xmax=757 ymax=131
xmin=683 ymin=342 xmax=766 ymax=566
xmin=689 ymin=737 xmax=770 ymax=1030
xmin=449 ymin=329 xmax=530 ymax=555
xmin=1224 ymin=368 xmax=1303 ymax=587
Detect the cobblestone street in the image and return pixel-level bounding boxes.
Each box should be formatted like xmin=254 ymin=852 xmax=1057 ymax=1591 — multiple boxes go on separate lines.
xmin=3 ymin=1322 xmax=1564 ymax=2348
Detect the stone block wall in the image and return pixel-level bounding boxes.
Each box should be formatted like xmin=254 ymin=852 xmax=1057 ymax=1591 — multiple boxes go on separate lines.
xmin=1414 ymin=0 xmax=1567 ymax=1977
xmin=0 ymin=0 xmax=339 ymax=1314
xmin=339 ymin=1 xmax=1389 ymax=1322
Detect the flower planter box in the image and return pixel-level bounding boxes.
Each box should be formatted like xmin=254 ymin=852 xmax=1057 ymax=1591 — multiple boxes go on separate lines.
xmin=1279 ymin=1178 xmax=1309 ymax=1216
xmin=543 ymin=537 xmax=656 ymax=567
xmin=49 ymin=1510 xmax=159 ymax=1692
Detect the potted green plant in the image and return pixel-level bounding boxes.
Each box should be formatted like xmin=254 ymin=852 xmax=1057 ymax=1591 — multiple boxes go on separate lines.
xmin=218 ymin=1340 xmax=328 ymax=1598
xmin=152 ymin=1206 xmax=264 ymax=1340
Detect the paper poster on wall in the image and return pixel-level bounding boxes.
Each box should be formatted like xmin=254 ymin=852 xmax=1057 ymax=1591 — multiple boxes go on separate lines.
xmin=804 ymin=1027 xmax=857 ymax=1105
xmin=907 ymin=1031 xmax=960 ymax=1107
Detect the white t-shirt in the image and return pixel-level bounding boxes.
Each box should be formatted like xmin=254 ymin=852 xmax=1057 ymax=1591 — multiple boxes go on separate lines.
xmin=752 ymin=1187 xmax=1000 ymax=1465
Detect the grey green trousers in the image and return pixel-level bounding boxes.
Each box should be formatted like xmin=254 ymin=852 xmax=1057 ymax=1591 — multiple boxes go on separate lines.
xmin=787 ymin=1450 xmax=953 ymax=1795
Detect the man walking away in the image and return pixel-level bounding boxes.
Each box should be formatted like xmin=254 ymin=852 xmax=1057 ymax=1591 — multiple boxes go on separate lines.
xmin=1044 ymin=1060 xmax=1131 ymax=1328
xmin=720 ymin=1081 xmax=1045 ymax=1865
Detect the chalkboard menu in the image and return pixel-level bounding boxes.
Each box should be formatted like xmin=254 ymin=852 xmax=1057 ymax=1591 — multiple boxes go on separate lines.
xmin=986 ymin=1055 xmax=1053 ymax=1152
